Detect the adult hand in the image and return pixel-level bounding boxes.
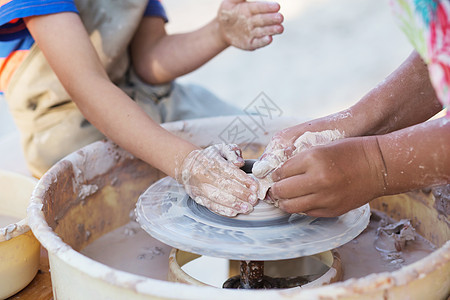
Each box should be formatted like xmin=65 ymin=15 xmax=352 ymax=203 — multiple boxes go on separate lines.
xmin=269 ymin=137 xmax=387 ymax=217
xmin=253 ymin=112 xmax=355 ymax=180
xmin=217 ymin=0 xmax=284 ymax=50
xmin=176 ymin=144 xmax=258 ymax=217
xmin=253 ymin=129 xmax=344 ymax=201
xmin=252 ymin=126 xmax=300 ymax=179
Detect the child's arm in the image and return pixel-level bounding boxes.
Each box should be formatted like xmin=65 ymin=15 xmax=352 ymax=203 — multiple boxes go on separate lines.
xmin=131 ymin=0 xmax=284 ymax=84
xmin=24 ymin=12 xmax=192 ymax=177
xmin=24 ymin=12 xmax=257 ymax=216
xmin=269 ymin=117 xmax=450 ymax=217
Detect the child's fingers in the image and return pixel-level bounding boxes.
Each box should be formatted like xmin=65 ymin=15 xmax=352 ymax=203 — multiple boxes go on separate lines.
xmin=250 ymin=35 xmax=272 ymax=49
xmin=252 ymin=25 xmax=284 ymax=38
xmin=194 ymin=196 xmax=239 ymax=217
xmin=215 ymin=161 xmax=258 ymax=191
xmin=251 ymin=12 xmax=283 ymax=27
xmin=248 ymin=1 xmax=280 ymax=15
xmin=201 ymin=178 xmax=258 ymax=206
xmin=197 ymin=185 xmax=254 ymax=214
xmin=217 ymin=143 xmax=245 ymax=167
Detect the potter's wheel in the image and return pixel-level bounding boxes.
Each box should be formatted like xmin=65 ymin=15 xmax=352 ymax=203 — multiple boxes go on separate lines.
xmin=136 ymin=176 xmax=370 ymax=261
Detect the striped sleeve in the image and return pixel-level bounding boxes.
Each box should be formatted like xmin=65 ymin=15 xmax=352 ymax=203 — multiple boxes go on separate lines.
xmin=144 ymin=0 xmax=168 ymax=22
xmin=0 ymin=0 xmax=78 ymax=92
xmin=0 ymin=0 xmax=78 ymax=40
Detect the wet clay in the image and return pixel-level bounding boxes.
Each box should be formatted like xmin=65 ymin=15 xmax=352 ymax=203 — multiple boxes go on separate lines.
xmin=0 ymin=214 xmax=20 ymax=228
xmin=253 ymin=129 xmax=344 ymax=202
xmin=233 ymin=200 xmax=290 ymax=221
xmin=80 ymin=220 xmax=172 ymax=280
xmin=338 ymin=209 xmax=436 ymax=280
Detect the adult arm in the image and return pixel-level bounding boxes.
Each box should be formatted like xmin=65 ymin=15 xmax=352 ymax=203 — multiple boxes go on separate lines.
xmin=131 ymin=0 xmax=284 ymax=84
xmin=253 ymin=51 xmax=443 ymax=177
xmin=253 ymin=50 xmax=448 ymax=217
xmin=333 ymin=50 xmax=442 ymax=137
xmin=270 ymin=117 xmax=450 ymax=217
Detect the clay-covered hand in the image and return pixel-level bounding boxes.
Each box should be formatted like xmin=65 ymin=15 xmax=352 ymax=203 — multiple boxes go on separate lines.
xmin=217 ymin=0 xmax=284 ymax=50
xmin=252 ymin=127 xmax=299 ymax=180
xmin=176 ymin=144 xmax=258 ymax=217
xmin=253 ymin=129 xmax=344 ymax=202
xmin=253 ymin=113 xmax=355 ymax=180
xmin=269 ymin=137 xmax=387 ymax=217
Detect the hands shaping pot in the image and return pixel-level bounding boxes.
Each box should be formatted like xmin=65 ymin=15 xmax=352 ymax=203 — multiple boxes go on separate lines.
xmin=175 ymin=144 xmax=259 ymax=217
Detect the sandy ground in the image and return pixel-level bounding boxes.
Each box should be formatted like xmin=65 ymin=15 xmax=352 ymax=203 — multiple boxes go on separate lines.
xmin=0 ymin=0 xmax=412 ymax=176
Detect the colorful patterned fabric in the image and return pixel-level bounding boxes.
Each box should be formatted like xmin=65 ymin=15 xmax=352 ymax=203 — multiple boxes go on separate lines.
xmin=0 ymin=0 xmax=78 ymax=92
xmin=391 ymin=0 xmax=450 ymax=116
xmin=0 ymin=0 xmax=167 ymax=93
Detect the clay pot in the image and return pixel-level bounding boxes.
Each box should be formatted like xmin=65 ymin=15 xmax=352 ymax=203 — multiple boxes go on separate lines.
xmin=0 ymin=170 xmax=39 ymax=299
xmin=27 ymin=116 xmax=450 ymax=299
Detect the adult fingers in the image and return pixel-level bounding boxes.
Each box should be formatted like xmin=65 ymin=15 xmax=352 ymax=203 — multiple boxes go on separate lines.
xmin=271 ymin=153 xmax=308 ymax=182
xmin=270 ymin=173 xmax=313 ymax=200
xmin=301 ymin=208 xmax=348 ymax=218
xmin=252 ymin=156 xmax=277 ymax=178
xmin=277 ymin=194 xmax=325 ymax=214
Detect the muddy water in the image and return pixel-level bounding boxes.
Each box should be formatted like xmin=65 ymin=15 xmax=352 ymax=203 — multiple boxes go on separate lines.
xmin=338 ymin=210 xmax=436 ymax=280
xmin=0 ymin=214 xmax=20 ymax=227
xmin=80 ymin=220 xmax=172 ymax=280
xmin=80 ymin=209 xmax=436 ymax=283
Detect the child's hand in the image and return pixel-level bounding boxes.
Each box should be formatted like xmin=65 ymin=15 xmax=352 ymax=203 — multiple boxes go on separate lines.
xmin=269 ymin=137 xmax=386 ymax=217
xmin=176 ymin=144 xmax=259 ymax=217
xmin=217 ymin=0 xmax=284 ymax=50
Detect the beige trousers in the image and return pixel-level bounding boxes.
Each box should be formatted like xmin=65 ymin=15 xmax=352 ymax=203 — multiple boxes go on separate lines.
xmin=5 ymin=0 xmax=240 ymax=177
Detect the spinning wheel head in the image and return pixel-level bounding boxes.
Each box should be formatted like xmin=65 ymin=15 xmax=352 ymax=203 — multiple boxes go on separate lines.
xmin=135 ymin=175 xmax=370 ymax=261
